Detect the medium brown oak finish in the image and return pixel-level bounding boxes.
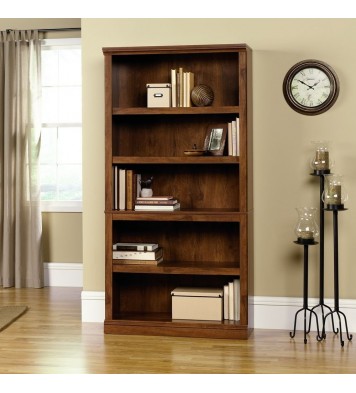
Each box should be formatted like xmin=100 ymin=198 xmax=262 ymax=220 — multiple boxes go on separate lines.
xmin=103 ymin=44 xmax=253 ymax=339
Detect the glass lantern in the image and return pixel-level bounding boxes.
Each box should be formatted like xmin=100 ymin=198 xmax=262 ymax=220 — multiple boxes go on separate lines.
xmin=295 ymin=207 xmax=319 ymax=243
xmin=323 ymin=174 xmax=348 ymax=209
xmin=310 ymin=141 xmax=333 ymax=174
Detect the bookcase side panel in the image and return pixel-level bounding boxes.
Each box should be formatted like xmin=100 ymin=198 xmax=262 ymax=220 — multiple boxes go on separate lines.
xmin=105 ymin=54 xmax=114 ymax=212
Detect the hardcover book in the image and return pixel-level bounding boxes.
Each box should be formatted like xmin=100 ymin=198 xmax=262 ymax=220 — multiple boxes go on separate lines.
xmin=113 ymin=242 xmax=159 ymax=251
xmin=136 ymin=196 xmax=174 ymax=201
xmin=134 ymin=203 xmax=180 ymax=211
xmin=135 ymin=199 xmax=178 ymax=205
xmin=113 ymin=256 xmax=163 ymax=265
xmin=113 ymin=247 xmax=163 ymax=260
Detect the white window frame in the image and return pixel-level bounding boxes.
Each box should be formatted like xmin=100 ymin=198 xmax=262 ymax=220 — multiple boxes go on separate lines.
xmin=40 ymin=38 xmax=82 ymax=213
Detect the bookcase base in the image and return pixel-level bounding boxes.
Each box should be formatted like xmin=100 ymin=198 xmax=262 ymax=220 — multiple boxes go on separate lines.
xmin=104 ymin=319 xmax=252 ymax=340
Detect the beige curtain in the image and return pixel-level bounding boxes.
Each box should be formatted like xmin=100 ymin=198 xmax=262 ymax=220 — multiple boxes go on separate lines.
xmin=0 ymin=30 xmax=43 ymax=288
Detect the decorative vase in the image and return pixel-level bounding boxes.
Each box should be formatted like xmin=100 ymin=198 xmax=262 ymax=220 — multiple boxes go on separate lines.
xmin=322 ymin=174 xmax=348 ymax=208
xmin=295 ymin=207 xmax=319 ymax=243
xmin=140 ymin=188 xmax=153 ymax=198
xmin=310 ymin=141 xmax=333 ymax=173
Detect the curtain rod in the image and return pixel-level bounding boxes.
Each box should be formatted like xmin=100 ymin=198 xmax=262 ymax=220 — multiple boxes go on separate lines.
xmin=38 ymin=28 xmax=81 ymax=32
xmin=5 ymin=28 xmax=81 ymax=33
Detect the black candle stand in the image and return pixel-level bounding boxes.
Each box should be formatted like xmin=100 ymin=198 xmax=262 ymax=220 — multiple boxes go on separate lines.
xmin=322 ymin=205 xmax=353 ymax=347
xmin=290 ymin=238 xmax=322 ymax=344
xmin=308 ymin=171 xmax=338 ymax=335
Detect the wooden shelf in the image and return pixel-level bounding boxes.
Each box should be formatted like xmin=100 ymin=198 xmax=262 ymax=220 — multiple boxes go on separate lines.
xmin=112 ymin=156 xmax=239 ymax=165
xmin=109 ymin=209 xmax=244 ymax=222
xmin=112 ymin=106 xmax=240 ymax=116
xmin=112 ymin=261 xmax=240 ymax=275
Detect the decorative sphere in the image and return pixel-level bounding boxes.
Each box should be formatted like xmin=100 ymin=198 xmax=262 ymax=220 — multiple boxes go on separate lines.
xmin=191 ymin=84 xmax=214 ymax=107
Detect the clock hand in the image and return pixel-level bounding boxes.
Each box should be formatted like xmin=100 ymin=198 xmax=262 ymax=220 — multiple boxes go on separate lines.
xmin=296 ymin=79 xmax=314 ymax=89
xmin=307 ymin=80 xmax=321 ymax=90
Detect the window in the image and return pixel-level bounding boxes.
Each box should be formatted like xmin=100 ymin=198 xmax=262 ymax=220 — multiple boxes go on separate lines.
xmin=40 ymin=38 xmax=82 ymax=212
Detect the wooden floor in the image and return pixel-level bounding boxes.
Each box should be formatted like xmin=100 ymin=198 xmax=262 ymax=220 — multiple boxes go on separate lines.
xmin=0 ymin=287 xmax=356 ymax=374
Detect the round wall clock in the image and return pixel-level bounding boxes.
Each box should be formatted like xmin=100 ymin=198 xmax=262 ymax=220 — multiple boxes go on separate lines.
xmin=283 ymin=59 xmax=340 ymax=115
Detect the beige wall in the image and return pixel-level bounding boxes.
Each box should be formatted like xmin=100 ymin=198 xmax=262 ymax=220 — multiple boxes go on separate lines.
xmin=42 ymin=213 xmax=82 ymax=263
xmin=0 ymin=18 xmax=83 ymax=265
xmin=82 ymin=18 xmax=356 ymax=298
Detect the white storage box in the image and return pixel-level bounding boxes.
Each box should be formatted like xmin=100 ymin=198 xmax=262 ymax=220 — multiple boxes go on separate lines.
xmin=147 ymin=83 xmax=171 ymax=107
xmin=171 ymin=287 xmax=223 ymax=321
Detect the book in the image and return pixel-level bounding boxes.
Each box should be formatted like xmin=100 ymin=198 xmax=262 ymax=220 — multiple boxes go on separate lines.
xmin=126 ymin=169 xmax=134 ymax=210
xmin=235 ymin=117 xmax=240 ymax=156
xmin=134 ymin=203 xmax=180 ymax=211
xmin=136 ymin=196 xmax=174 ymax=201
xmin=171 ymin=69 xmax=177 ymax=107
xmin=113 ymin=247 xmax=163 ymax=260
xmin=113 ymin=242 xmax=159 ymax=251
xmin=187 ymin=71 xmax=194 ymax=107
xmin=231 ymin=120 xmax=237 ymax=157
xmin=119 ymin=168 xmax=126 ymax=210
xmin=113 ymin=165 xmax=118 ymax=210
xmin=135 ymin=199 xmax=178 ymax=205
xmin=113 ymin=256 xmax=163 ymax=265
xmin=183 ymin=72 xmax=187 ymax=107
xmin=178 ymin=67 xmax=183 ymax=107
xmin=223 ymin=284 xmax=229 ymax=320
xmin=233 ymin=278 xmax=240 ymax=321
xmin=114 ymin=257 xmax=163 ymax=265
xmin=227 ymin=122 xmax=233 ymax=156
xmin=228 ymin=281 xmax=234 ymax=321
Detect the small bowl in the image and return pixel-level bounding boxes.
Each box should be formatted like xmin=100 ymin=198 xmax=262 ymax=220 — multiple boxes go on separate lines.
xmin=184 ymin=149 xmax=207 ymax=156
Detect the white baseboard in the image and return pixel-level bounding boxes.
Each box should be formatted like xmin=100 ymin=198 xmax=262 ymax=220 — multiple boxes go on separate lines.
xmin=44 ymin=262 xmax=83 ymax=287
xmin=80 ymin=292 xmax=356 ymax=332
xmin=81 ymin=291 xmax=105 ymax=322
xmin=251 ymin=296 xmax=356 ymax=333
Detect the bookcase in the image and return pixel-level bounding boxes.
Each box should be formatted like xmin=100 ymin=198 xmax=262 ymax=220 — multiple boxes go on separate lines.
xmin=103 ymin=44 xmax=253 ymax=339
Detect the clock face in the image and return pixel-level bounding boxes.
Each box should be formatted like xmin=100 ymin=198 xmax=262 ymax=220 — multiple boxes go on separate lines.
xmin=283 ymin=60 xmax=339 ymax=115
xmin=290 ymin=68 xmax=331 ymax=108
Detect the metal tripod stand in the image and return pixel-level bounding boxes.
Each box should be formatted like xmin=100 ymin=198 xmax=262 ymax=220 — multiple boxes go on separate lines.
xmin=290 ymin=239 xmax=322 ymax=344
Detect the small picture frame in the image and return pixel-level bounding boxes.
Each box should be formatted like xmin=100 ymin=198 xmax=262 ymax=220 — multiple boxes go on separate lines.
xmin=203 ymin=124 xmax=227 ymax=156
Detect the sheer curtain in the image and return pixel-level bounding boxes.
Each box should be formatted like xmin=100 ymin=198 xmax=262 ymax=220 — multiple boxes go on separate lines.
xmin=0 ymin=30 xmax=43 ymax=288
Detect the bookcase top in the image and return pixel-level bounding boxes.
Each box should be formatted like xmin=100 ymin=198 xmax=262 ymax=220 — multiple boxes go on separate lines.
xmin=102 ymin=43 xmax=251 ymax=56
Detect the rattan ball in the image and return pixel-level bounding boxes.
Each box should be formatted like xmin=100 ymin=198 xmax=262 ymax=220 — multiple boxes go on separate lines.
xmin=191 ymin=84 xmax=214 ymax=107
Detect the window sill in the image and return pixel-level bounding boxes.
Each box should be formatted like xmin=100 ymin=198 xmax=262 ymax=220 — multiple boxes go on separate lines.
xmin=41 ymin=201 xmax=82 ymax=213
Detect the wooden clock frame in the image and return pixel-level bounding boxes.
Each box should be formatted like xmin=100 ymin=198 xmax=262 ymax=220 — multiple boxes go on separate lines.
xmin=283 ymin=59 xmax=340 ymax=116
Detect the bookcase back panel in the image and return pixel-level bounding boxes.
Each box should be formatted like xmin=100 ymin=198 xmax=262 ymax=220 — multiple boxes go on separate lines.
xmin=114 ymin=164 xmax=239 ymax=210
xmin=113 ymin=273 xmax=233 ymax=315
xmin=112 ymin=115 xmax=237 ymax=157
xmin=111 ymin=52 xmax=239 ymax=108
xmin=112 ymin=221 xmax=240 ymax=265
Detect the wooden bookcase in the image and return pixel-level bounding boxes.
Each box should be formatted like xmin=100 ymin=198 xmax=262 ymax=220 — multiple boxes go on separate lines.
xmin=103 ymin=44 xmax=253 ymax=339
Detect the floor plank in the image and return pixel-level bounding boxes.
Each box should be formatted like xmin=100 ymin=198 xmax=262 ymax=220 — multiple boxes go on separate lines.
xmin=0 ymin=287 xmax=355 ymax=374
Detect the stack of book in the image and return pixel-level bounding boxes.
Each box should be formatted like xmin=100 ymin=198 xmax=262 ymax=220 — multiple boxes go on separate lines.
xmin=112 ymin=242 xmax=163 ymax=265
xmin=227 ymin=117 xmax=240 ymax=156
xmin=171 ymin=67 xmax=194 ymax=108
xmin=113 ymin=167 xmax=141 ymax=210
xmin=223 ymin=278 xmax=240 ymax=321
xmin=134 ymin=196 xmax=181 ymax=211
